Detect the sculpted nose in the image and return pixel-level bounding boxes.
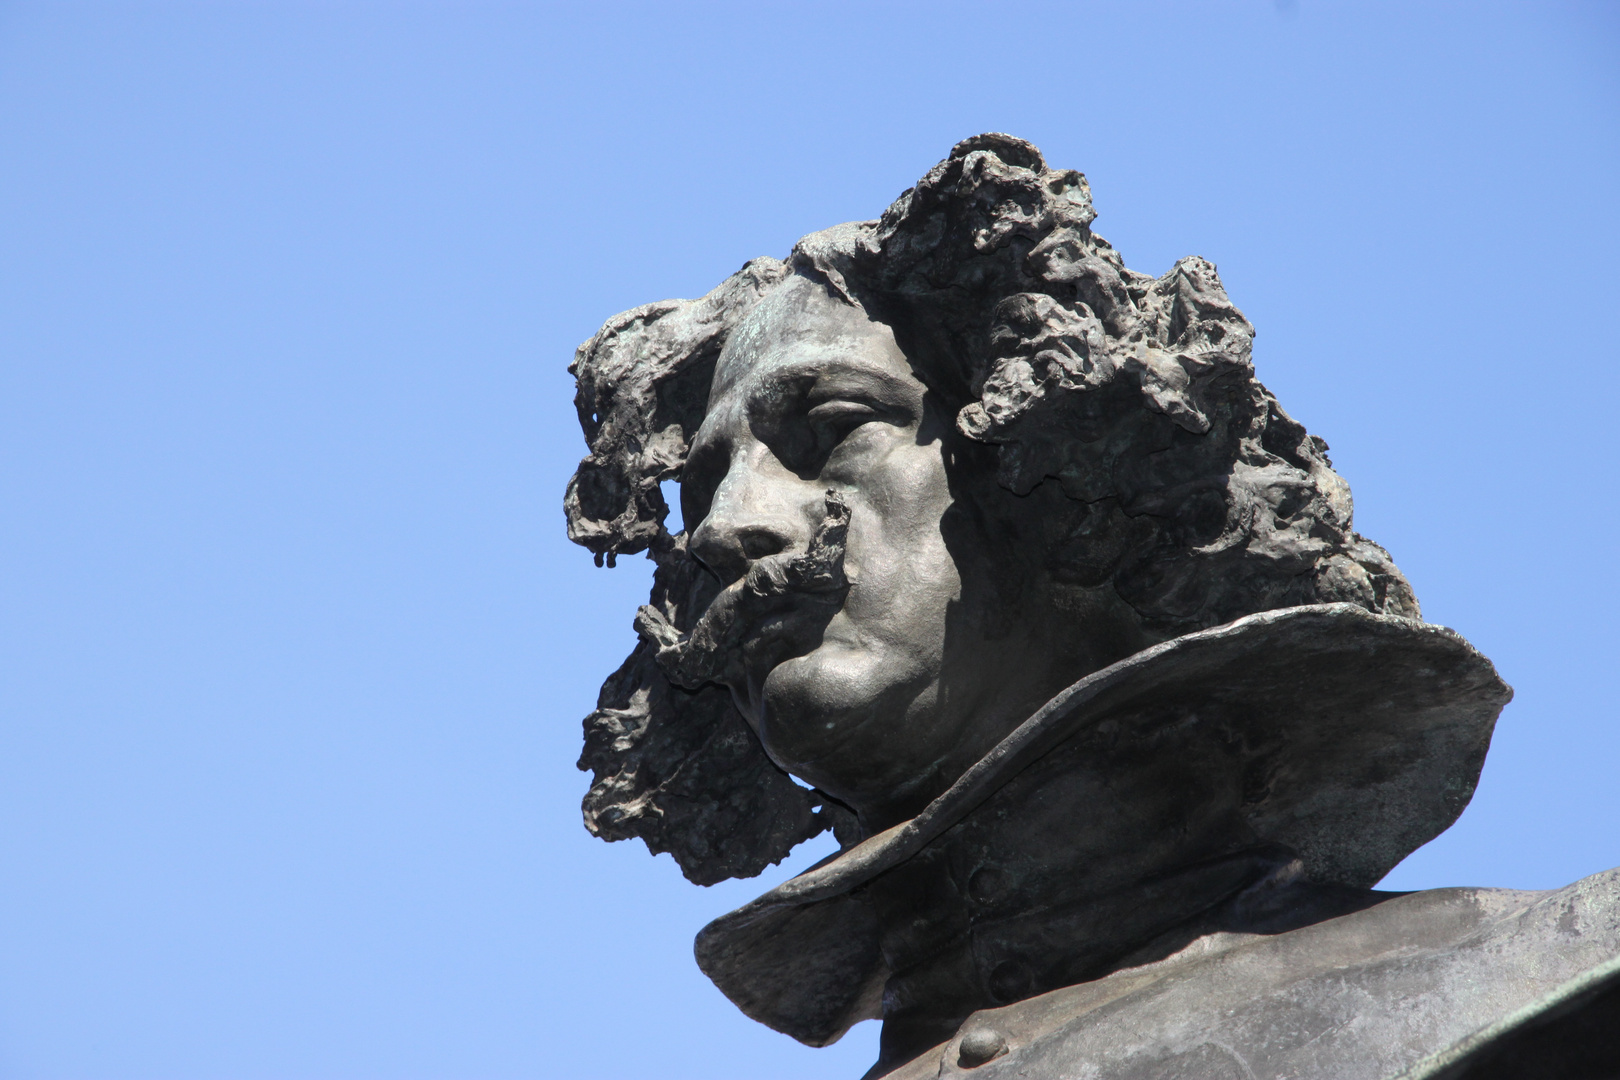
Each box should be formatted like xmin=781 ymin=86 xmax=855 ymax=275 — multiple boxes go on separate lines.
xmin=688 ymin=460 xmax=803 ymax=588
xmin=691 ymin=521 xmax=791 ymax=586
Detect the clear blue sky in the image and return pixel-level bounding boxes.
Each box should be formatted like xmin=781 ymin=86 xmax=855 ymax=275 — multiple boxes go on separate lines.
xmin=2 ymin=3 xmax=1616 ymax=1077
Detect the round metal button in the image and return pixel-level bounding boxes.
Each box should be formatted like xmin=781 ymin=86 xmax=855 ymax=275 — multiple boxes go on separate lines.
xmin=957 ymin=1028 xmax=1008 ymax=1068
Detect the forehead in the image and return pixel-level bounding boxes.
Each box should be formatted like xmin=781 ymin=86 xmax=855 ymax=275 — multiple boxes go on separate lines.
xmin=709 ymin=274 xmax=910 ymax=403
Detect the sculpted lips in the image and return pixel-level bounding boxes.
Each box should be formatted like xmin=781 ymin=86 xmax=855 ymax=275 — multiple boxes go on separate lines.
xmin=635 ymin=492 xmax=851 ymax=691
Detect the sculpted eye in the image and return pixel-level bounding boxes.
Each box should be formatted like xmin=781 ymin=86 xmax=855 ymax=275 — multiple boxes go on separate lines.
xmin=762 ymin=399 xmax=885 ymax=476
xmin=807 ymin=400 xmax=879 ymax=420
xmin=806 ymin=399 xmax=881 ymax=439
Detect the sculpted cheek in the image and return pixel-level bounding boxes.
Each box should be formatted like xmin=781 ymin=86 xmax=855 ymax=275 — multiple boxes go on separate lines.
xmin=836 ymin=443 xmax=960 ymax=642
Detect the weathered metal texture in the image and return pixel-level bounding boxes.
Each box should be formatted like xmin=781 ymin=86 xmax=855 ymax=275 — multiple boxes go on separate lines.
xmin=884 ymin=868 xmax=1620 ymax=1079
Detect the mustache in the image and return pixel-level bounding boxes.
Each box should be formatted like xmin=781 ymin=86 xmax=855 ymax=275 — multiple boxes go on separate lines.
xmin=635 ymin=491 xmax=851 ymax=690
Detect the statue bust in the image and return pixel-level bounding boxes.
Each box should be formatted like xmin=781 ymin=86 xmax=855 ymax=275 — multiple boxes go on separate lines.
xmin=564 ymin=135 xmax=1620 ymax=1078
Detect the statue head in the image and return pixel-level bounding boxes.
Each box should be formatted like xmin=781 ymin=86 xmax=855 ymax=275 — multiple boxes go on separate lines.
xmin=566 ymin=133 xmax=1420 ymax=884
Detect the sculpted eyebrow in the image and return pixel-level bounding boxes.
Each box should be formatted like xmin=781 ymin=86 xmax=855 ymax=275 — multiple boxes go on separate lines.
xmin=756 ymin=359 xmax=912 ymax=408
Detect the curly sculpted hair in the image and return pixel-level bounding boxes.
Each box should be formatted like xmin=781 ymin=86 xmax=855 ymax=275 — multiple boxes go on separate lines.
xmin=564 ymin=134 xmax=1419 ymax=886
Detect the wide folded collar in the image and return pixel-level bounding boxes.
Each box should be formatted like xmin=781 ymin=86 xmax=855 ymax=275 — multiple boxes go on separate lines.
xmin=695 ymin=603 xmax=1512 ymax=1047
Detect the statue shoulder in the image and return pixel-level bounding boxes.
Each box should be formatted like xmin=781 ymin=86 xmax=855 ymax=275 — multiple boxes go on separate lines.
xmin=881 ymin=867 xmax=1620 ymax=1079
xmin=1393 ymin=866 xmax=1620 ymax=1080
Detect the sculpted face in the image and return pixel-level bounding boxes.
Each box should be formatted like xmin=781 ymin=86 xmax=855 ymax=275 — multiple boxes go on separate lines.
xmin=681 ymin=275 xmax=1143 ymax=827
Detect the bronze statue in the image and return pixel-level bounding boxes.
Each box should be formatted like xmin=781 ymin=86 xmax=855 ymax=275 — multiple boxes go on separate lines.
xmin=564 ymin=135 xmax=1620 ymax=1078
